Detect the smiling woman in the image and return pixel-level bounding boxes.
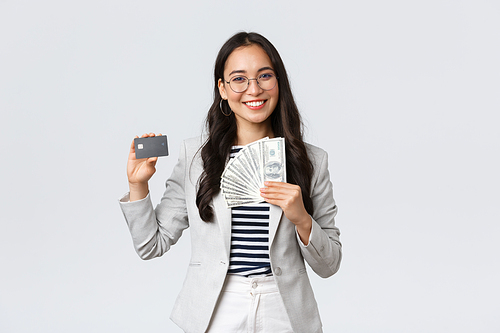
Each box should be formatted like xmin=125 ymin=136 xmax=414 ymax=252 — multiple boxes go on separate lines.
xmin=119 ymin=32 xmax=342 ymax=333
xmin=217 ymin=44 xmax=279 ymax=138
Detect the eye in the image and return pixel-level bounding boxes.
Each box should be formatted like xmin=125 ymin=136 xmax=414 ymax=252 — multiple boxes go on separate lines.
xmin=231 ymin=76 xmax=247 ymax=84
xmin=259 ymin=73 xmax=274 ymax=81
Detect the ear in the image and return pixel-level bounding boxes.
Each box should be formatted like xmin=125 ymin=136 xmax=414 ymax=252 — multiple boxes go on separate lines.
xmin=218 ymin=78 xmax=227 ymax=100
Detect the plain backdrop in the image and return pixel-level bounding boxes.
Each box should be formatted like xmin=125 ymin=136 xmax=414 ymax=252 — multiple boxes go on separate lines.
xmin=1 ymin=0 xmax=499 ymax=332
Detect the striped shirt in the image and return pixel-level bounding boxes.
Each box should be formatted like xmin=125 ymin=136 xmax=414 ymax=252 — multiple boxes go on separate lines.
xmin=227 ymin=147 xmax=272 ymax=277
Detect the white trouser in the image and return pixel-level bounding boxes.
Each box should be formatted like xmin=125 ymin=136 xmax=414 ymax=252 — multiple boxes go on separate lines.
xmin=206 ymin=274 xmax=294 ymax=333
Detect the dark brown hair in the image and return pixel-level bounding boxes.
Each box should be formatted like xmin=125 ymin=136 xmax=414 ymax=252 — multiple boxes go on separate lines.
xmin=196 ymin=32 xmax=313 ymax=222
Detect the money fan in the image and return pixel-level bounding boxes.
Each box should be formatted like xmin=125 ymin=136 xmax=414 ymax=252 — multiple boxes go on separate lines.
xmin=220 ymin=137 xmax=286 ymax=208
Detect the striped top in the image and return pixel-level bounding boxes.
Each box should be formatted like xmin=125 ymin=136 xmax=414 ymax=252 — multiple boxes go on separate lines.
xmin=227 ymin=147 xmax=272 ymax=277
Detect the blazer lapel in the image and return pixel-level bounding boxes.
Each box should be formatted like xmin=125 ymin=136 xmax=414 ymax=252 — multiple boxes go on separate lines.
xmin=269 ymin=204 xmax=283 ymax=247
xmin=213 ymin=190 xmax=232 ymax=260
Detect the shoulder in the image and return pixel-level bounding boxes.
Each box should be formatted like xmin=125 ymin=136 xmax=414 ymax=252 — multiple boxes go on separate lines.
xmin=304 ymin=142 xmax=328 ymax=167
xmin=178 ymin=135 xmax=209 ymax=161
xmin=183 ymin=135 xmax=207 ymax=152
xmin=178 ymin=136 xmax=205 ymax=181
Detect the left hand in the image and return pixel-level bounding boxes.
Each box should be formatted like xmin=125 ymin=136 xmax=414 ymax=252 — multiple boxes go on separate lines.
xmin=260 ymin=182 xmax=312 ymax=241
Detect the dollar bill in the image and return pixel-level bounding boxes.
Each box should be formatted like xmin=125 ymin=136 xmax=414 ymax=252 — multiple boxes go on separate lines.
xmin=222 ymin=158 xmax=260 ymax=194
xmin=220 ymin=137 xmax=286 ymax=208
xmin=261 ymin=138 xmax=286 ymax=183
xmin=225 ymin=198 xmax=264 ymax=208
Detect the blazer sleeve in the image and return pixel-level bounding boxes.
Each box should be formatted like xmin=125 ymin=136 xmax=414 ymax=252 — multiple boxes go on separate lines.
xmin=297 ymin=148 xmax=342 ymax=278
xmin=119 ymin=140 xmax=189 ymax=260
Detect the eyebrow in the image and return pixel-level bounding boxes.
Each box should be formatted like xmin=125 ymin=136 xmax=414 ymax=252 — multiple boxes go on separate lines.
xmin=228 ymin=66 xmax=275 ymax=77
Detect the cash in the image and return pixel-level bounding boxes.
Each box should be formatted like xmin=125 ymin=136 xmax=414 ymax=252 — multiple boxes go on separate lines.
xmin=220 ymin=137 xmax=286 ymax=208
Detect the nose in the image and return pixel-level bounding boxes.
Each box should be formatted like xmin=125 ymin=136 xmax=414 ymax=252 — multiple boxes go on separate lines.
xmin=246 ymin=78 xmax=263 ymax=95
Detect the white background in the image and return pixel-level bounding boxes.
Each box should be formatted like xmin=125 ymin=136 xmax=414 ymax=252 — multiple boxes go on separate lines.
xmin=1 ymin=0 xmax=499 ymax=332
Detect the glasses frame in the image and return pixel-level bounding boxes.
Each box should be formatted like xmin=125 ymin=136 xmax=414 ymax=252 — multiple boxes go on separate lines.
xmin=224 ymin=73 xmax=279 ymax=93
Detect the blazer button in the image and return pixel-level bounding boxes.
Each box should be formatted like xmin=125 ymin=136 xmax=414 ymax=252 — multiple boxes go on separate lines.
xmin=274 ymin=267 xmax=282 ymax=276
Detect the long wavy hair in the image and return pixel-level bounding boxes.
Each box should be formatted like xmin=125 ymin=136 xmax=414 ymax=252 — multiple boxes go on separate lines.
xmin=196 ymin=32 xmax=314 ymax=222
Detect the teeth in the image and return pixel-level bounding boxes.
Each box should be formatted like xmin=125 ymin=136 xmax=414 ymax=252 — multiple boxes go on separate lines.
xmin=245 ymin=101 xmax=265 ymax=107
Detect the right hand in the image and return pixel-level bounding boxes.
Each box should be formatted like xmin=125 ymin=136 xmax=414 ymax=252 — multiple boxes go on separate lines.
xmin=127 ymin=133 xmax=161 ymax=200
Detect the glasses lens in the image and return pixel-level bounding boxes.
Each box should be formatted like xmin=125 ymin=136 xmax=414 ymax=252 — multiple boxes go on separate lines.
xmin=229 ymin=76 xmax=248 ymax=93
xmin=228 ymin=74 xmax=277 ymax=93
xmin=258 ymin=73 xmax=277 ymax=91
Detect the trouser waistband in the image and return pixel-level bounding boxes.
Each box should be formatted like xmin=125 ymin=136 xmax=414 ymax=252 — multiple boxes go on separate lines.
xmin=223 ymin=274 xmax=278 ymax=294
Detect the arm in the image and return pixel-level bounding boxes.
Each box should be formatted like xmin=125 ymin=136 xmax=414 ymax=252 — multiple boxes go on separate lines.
xmin=298 ymin=149 xmax=342 ymax=278
xmin=260 ymin=148 xmax=342 ymax=278
xmin=119 ymin=138 xmax=189 ymax=260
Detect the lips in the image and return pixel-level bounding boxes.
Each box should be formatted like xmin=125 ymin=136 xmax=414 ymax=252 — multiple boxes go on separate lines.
xmin=244 ymin=100 xmax=266 ymax=108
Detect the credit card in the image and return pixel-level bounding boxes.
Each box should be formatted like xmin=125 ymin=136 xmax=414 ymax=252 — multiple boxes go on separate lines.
xmin=134 ymin=135 xmax=169 ymax=159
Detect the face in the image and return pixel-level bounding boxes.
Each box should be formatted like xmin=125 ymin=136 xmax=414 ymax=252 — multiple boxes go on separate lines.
xmin=218 ymin=44 xmax=279 ymax=130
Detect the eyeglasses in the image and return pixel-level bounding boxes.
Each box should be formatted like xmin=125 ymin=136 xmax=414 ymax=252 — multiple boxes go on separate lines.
xmin=225 ymin=73 xmax=278 ymax=93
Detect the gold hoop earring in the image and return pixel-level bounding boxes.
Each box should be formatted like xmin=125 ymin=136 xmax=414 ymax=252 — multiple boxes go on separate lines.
xmin=220 ymin=99 xmax=232 ymax=116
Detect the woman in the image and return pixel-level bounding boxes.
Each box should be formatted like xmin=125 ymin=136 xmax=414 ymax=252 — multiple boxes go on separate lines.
xmin=120 ymin=32 xmax=342 ymax=333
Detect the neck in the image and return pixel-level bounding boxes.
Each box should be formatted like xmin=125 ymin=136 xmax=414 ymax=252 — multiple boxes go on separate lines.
xmin=235 ymin=122 xmax=274 ymax=146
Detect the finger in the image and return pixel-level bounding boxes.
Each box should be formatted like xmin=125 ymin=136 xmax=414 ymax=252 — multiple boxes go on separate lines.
xmin=261 ymin=185 xmax=299 ymax=195
xmin=262 ymin=197 xmax=279 ymax=206
xmin=261 ymin=189 xmax=294 ymax=199
xmin=129 ymin=135 xmax=143 ymax=156
xmin=264 ymin=181 xmax=288 ymax=185
xmin=261 ymin=186 xmax=288 ymax=197
xmin=260 ymin=189 xmax=284 ymax=198
xmin=130 ymin=136 xmax=138 ymax=151
xmin=261 ymin=184 xmax=293 ymax=191
xmin=148 ymin=156 xmax=158 ymax=164
xmin=263 ymin=181 xmax=279 ymax=187
xmin=261 ymin=193 xmax=281 ymax=203
xmin=260 ymin=189 xmax=286 ymax=197
xmin=261 ymin=197 xmax=294 ymax=213
xmin=261 ymin=194 xmax=288 ymax=203
xmin=263 ymin=181 xmax=295 ymax=190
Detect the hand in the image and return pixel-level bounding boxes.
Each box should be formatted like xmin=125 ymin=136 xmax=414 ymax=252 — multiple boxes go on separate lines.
xmin=260 ymin=181 xmax=312 ymax=244
xmin=127 ymin=133 xmax=160 ymax=201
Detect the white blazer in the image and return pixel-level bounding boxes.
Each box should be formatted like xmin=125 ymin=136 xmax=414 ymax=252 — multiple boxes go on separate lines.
xmin=120 ymin=136 xmax=342 ymax=333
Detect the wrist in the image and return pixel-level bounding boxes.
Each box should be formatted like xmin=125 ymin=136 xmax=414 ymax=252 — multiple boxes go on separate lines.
xmin=294 ymin=214 xmax=312 ymax=228
xmin=295 ymin=216 xmax=312 ymax=245
xmin=128 ymin=182 xmax=149 ymax=201
xmin=128 ymin=180 xmax=148 ymax=188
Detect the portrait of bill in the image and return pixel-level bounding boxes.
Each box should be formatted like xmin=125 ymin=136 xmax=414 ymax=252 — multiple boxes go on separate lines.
xmin=264 ymin=161 xmax=282 ymax=179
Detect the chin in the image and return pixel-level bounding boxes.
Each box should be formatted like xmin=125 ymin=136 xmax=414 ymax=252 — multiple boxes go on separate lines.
xmin=249 ymin=114 xmax=272 ymax=124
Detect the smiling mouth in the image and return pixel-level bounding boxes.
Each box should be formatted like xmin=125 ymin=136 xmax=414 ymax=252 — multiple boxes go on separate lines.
xmin=244 ymin=100 xmax=266 ymax=107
